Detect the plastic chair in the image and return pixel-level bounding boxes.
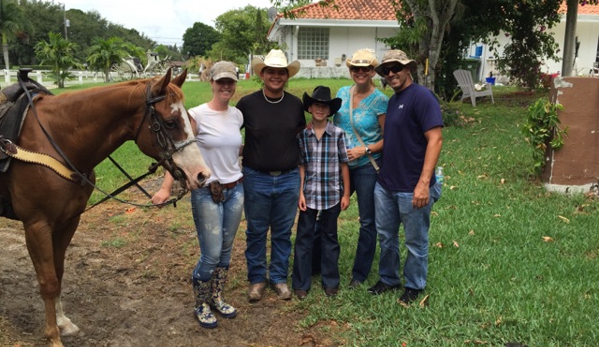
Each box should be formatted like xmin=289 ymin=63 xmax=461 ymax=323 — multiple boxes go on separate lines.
xmin=453 ymin=69 xmax=494 ymax=107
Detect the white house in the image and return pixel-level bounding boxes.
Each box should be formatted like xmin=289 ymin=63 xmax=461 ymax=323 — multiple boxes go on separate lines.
xmin=266 ymin=0 xmax=399 ymax=78
xmin=473 ymin=2 xmax=599 ymax=82
xmin=267 ymin=0 xmax=599 ymax=81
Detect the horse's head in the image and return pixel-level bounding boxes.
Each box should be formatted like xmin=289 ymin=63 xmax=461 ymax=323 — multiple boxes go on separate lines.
xmin=136 ymin=68 xmax=211 ymax=190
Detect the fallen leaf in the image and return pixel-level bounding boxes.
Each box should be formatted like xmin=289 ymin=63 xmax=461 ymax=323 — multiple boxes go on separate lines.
xmin=558 ymin=215 xmax=570 ymax=223
xmin=435 ymin=242 xmax=444 ymax=248
xmin=469 ymin=230 xmax=475 ymax=235
xmin=542 ymin=236 xmax=554 ymax=242
xmin=397 ymin=298 xmax=410 ymax=308
xmin=453 ymin=240 xmax=460 ymax=248
xmin=494 ymin=214 xmax=501 ymax=217
xmin=419 ymin=294 xmax=430 ymax=307
xmin=477 ymin=174 xmax=488 ymax=179
xmin=450 ymin=186 xmax=457 ymax=190
xmin=125 ymin=207 xmax=136 ymax=214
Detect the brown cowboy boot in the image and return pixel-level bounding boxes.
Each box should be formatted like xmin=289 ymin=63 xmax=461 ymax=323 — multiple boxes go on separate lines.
xmin=209 ymin=267 xmax=237 ymax=318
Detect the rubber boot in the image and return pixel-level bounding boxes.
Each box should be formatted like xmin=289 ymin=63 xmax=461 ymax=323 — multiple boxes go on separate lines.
xmin=192 ymin=277 xmax=218 ymax=328
xmin=210 ymin=267 xmax=237 ymax=318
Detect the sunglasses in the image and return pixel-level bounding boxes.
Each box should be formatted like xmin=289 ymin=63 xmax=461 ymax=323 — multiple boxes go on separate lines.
xmin=215 ymin=79 xmax=236 ymax=85
xmin=350 ymin=66 xmax=374 ymax=73
xmin=381 ymin=64 xmax=404 ymax=75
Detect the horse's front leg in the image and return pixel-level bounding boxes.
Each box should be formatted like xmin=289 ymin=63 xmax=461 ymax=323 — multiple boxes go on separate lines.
xmin=56 ymin=295 xmax=80 ymax=336
xmin=24 ymin=223 xmax=63 ymax=347
xmin=53 ymin=217 xmax=81 ymax=337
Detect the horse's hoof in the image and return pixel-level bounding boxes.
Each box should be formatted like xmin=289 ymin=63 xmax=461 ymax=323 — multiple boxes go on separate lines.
xmin=59 ymin=322 xmax=80 ymax=336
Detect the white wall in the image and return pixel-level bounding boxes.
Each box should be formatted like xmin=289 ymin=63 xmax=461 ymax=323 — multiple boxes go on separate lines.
xmin=478 ymin=20 xmax=599 ymax=80
xmin=281 ymin=25 xmax=398 ymax=69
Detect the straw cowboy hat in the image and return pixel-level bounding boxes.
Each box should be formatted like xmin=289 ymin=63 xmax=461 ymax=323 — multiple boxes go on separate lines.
xmin=374 ymin=49 xmax=417 ymax=76
xmin=346 ymin=48 xmax=379 ymax=68
xmin=302 ymin=86 xmax=342 ymax=116
xmin=252 ymin=49 xmax=300 ymax=77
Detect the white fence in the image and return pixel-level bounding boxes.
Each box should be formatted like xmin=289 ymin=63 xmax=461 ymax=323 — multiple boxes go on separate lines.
xmin=1 ymin=69 xmax=200 ymax=88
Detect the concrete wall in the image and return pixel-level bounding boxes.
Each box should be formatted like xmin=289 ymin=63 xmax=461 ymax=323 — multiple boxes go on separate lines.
xmin=543 ymin=77 xmax=599 ymax=192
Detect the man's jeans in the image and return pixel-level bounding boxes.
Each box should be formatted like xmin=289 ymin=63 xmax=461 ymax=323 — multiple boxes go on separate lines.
xmin=190 ymin=183 xmax=244 ymax=282
xmin=243 ymin=167 xmax=300 ymax=284
xmin=374 ymin=182 xmax=441 ymax=290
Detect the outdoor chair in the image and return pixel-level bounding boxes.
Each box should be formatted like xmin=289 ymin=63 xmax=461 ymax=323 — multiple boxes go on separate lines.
xmin=453 ymin=69 xmax=494 ymax=107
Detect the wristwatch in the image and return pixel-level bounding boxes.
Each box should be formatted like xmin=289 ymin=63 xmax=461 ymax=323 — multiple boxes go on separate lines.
xmin=365 ymin=147 xmax=372 ymax=155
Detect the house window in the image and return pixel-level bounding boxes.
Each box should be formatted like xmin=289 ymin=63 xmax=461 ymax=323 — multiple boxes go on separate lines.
xmin=298 ymin=27 xmax=329 ymax=60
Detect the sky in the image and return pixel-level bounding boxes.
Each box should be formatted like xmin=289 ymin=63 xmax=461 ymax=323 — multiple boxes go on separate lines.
xmin=60 ymin=0 xmax=275 ymax=47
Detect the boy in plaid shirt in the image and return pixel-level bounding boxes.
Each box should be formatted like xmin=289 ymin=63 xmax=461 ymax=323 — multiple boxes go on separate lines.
xmin=292 ymin=86 xmax=350 ymax=299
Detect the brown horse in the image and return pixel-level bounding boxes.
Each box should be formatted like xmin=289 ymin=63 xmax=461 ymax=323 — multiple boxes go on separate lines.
xmin=0 ymin=69 xmax=210 ymax=347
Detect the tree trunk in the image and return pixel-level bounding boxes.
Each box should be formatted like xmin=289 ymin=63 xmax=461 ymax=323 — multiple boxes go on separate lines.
xmin=561 ymin=0 xmax=578 ymax=77
xmin=2 ymin=41 xmax=10 ymax=71
xmin=405 ymin=0 xmax=459 ymax=90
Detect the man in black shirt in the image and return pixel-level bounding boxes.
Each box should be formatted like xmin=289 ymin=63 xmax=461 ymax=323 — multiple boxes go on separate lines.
xmin=236 ymin=49 xmax=305 ymax=302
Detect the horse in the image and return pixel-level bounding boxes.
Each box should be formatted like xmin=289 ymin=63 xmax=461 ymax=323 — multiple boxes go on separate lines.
xmin=0 ymin=68 xmax=211 ymax=347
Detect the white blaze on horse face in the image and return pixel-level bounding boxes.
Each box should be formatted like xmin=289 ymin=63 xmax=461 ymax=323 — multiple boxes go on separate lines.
xmin=171 ymin=101 xmax=211 ymax=189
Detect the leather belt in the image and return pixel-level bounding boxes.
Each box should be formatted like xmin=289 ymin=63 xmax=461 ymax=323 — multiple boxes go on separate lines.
xmin=261 ymin=168 xmax=296 ymax=177
xmin=220 ymin=177 xmax=244 ymax=189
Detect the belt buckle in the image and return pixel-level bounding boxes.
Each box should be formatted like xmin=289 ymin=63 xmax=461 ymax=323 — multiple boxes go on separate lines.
xmin=269 ymin=171 xmax=282 ymax=176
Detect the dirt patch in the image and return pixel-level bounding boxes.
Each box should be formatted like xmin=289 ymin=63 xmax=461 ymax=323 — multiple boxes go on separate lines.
xmin=0 ymin=178 xmax=331 ymax=347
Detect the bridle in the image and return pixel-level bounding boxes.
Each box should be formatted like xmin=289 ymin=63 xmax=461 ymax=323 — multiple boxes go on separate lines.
xmin=132 ymin=83 xmax=197 ymax=199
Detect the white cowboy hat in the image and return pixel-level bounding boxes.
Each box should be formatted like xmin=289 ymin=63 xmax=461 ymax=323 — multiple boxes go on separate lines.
xmin=251 ymin=49 xmax=300 ymax=77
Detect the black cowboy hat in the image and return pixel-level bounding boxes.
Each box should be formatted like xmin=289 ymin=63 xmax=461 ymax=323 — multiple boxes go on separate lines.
xmin=302 ymin=86 xmax=342 ymax=116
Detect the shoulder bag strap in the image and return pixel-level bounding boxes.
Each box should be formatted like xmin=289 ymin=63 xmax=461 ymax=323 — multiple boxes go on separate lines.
xmin=349 ymin=86 xmax=380 ymax=172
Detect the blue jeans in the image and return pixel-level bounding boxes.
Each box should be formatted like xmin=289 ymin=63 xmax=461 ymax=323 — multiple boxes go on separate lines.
xmin=313 ymin=162 xmax=379 ymax=281
xmin=293 ymin=204 xmax=341 ymax=290
xmin=243 ymin=167 xmax=300 ymax=284
xmin=190 ymin=183 xmax=244 ymax=282
xmin=374 ymin=182 xmax=441 ymax=290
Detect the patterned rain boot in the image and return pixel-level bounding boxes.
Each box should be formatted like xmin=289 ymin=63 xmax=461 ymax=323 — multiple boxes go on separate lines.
xmin=192 ymin=278 xmax=218 ymax=329
xmin=209 ymin=267 xmax=237 ymax=319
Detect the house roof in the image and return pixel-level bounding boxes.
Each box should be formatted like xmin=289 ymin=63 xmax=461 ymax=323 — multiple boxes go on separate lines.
xmin=280 ymin=0 xmax=599 ymax=20
xmin=280 ymin=0 xmax=399 ymax=21
xmin=559 ymin=2 xmax=599 ymax=15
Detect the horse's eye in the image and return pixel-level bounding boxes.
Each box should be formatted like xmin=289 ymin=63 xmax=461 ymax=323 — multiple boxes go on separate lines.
xmin=164 ymin=120 xmax=177 ymax=130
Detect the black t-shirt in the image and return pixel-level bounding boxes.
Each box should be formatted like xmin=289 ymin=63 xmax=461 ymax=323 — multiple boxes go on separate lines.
xmin=237 ymin=90 xmax=306 ymax=172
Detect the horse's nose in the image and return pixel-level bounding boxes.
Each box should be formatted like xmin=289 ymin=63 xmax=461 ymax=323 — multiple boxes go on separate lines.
xmin=197 ymin=173 xmax=208 ymax=187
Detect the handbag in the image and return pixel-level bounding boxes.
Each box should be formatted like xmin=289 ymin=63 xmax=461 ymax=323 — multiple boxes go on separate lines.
xmin=349 ymin=86 xmax=380 ymax=173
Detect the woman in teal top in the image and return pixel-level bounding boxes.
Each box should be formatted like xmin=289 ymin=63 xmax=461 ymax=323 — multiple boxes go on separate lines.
xmin=313 ymin=48 xmax=388 ymax=288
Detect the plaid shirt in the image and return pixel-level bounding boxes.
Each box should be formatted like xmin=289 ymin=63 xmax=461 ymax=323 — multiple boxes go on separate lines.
xmin=298 ymin=121 xmax=350 ymax=210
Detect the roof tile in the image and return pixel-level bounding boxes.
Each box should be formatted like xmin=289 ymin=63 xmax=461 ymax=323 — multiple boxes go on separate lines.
xmin=560 ymin=1 xmax=599 ymax=15
xmin=285 ymin=0 xmax=398 ymax=21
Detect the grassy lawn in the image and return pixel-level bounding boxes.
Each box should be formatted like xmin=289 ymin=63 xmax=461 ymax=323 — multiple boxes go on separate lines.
xmin=56 ymin=78 xmax=599 ymax=346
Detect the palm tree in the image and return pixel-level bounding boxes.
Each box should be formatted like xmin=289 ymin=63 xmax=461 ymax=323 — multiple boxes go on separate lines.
xmin=0 ymin=0 xmax=28 ymax=71
xmin=87 ymin=37 xmax=129 ymax=82
xmin=34 ymin=32 xmax=79 ymax=88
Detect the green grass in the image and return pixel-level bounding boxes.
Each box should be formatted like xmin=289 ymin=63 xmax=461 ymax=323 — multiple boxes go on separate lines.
xmin=57 ymin=80 xmax=599 ymax=346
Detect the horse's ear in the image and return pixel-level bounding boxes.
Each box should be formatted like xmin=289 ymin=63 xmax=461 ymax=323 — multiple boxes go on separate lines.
xmin=152 ymin=68 xmax=173 ymax=96
xmin=171 ymin=69 xmax=187 ymax=88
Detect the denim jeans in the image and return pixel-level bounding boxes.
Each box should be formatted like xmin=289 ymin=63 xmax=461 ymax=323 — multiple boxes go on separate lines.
xmin=243 ymin=167 xmax=300 ymax=284
xmin=374 ymin=182 xmax=441 ymax=290
xmin=293 ymin=204 xmax=341 ymax=291
xmin=312 ymin=161 xmax=379 ymax=282
xmin=190 ymin=183 xmax=244 ymax=282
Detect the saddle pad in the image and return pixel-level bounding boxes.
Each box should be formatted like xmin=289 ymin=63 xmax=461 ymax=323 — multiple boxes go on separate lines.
xmin=0 ymin=95 xmax=30 ymax=172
